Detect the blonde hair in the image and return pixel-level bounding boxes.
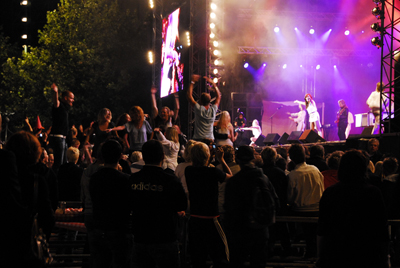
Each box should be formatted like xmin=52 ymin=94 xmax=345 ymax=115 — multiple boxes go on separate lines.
xmin=190 ymin=142 xmax=210 ymax=167
xmin=216 ymin=111 xmax=232 ymax=131
xmin=376 ymin=82 xmax=383 ymax=92
xmin=183 ymin=140 xmax=197 ymax=162
xmin=165 ymin=127 xmax=179 ymax=144
xmin=130 ymin=151 xmax=143 ymax=163
xmin=98 ymin=108 xmax=112 ymax=124
xmin=67 ymin=147 xmax=80 ymax=163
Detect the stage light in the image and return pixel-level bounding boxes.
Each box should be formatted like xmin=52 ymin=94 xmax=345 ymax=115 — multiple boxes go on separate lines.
xmin=283 ymin=64 xmax=287 ymax=69
xmin=22 ymin=17 xmax=27 ymax=22
xmin=371 ymin=36 xmax=382 ymax=48
xmin=21 ymin=0 xmax=28 ymax=5
xmin=210 ymin=32 xmax=215 ymax=39
xmin=210 ymin=13 xmax=216 ymax=19
xmin=371 ymin=23 xmax=382 ymax=32
xmin=213 ymin=41 xmax=219 ymax=47
xmin=214 ymin=59 xmax=219 ymax=65
xmin=213 ymin=78 xmax=218 ymax=83
xmin=274 ymin=26 xmax=280 ymax=33
xmin=300 ymin=65 xmax=303 ymax=68
xmin=211 ymin=3 xmax=217 ymax=10
xmin=148 ymin=51 xmax=154 ymax=64
xmin=334 ymin=65 xmax=337 ymax=68
xmin=316 ymin=65 xmax=321 ymax=70
xmin=295 ymin=27 xmax=298 ymax=31
xmin=21 ymin=34 xmax=27 ymax=39
xmin=244 ymin=62 xmax=249 ymax=68
xmin=344 ymin=30 xmax=350 ymax=35
xmin=213 ymin=50 xmax=219 ymax=56
xmin=263 ymin=63 xmax=267 ymax=67
xmin=210 ymin=23 xmax=215 ymax=29
xmin=372 ymin=7 xmax=382 ymax=19
xmin=213 ymin=69 xmax=218 ymax=74
xmin=149 ymin=0 xmax=154 ymax=9
xmin=309 ymin=29 xmax=315 ymax=34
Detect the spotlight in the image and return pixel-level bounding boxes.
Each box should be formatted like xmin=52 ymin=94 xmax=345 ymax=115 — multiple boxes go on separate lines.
xmin=244 ymin=63 xmax=249 ymax=68
xmin=210 ymin=13 xmax=216 ymax=19
xmin=210 ymin=23 xmax=215 ymax=29
xmin=213 ymin=50 xmax=219 ymax=56
xmin=210 ymin=32 xmax=215 ymax=39
xmin=21 ymin=34 xmax=27 ymax=39
xmin=371 ymin=23 xmax=382 ymax=32
xmin=211 ymin=3 xmax=217 ymax=10
xmin=20 ymin=0 xmax=28 ymax=5
xmin=283 ymin=64 xmax=287 ymax=69
xmin=274 ymin=26 xmax=280 ymax=33
xmin=372 ymin=7 xmax=382 ymax=19
xmin=295 ymin=27 xmax=298 ymax=30
xmin=344 ymin=30 xmax=350 ymax=36
xmin=213 ymin=41 xmax=219 ymax=47
xmin=316 ymin=65 xmax=321 ymax=70
xmin=148 ymin=51 xmax=154 ymax=64
xmin=300 ymin=65 xmax=303 ymax=68
xmin=214 ymin=59 xmax=220 ymax=65
xmin=149 ymin=0 xmax=154 ymax=9
xmin=263 ymin=63 xmax=267 ymax=67
xmin=309 ymin=29 xmax=315 ymax=34
xmin=213 ymin=69 xmax=218 ymax=74
xmin=22 ymin=17 xmax=28 ymax=22
xmin=371 ymin=36 xmax=382 ymax=48
xmin=334 ymin=65 xmax=337 ymax=68
xmin=213 ymin=78 xmax=218 ymax=83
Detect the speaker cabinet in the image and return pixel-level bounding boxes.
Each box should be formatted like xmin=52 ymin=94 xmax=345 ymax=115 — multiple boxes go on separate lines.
xmin=361 ymin=126 xmax=374 ymax=136
xmin=287 ymin=131 xmax=303 ymax=144
xmin=263 ymin=133 xmax=281 ymax=145
xmin=299 ymin=129 xmax=326 ymax=143
xmin=278 ymin=132 xmax=289 ymax=145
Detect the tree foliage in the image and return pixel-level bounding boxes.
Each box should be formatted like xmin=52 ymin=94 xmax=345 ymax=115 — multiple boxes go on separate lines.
xmin=1 ymin=0 xmax=151 ymax=130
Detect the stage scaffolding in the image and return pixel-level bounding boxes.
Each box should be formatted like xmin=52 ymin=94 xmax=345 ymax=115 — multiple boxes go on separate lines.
xmin=376 ymin=0 xmax=400 ymax=134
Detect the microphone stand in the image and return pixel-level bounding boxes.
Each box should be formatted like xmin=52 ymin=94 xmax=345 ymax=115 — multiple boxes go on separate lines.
xmin=269 ymin=106 xmax=283 ymax=133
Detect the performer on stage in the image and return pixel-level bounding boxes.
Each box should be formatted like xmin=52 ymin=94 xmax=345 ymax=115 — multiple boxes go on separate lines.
xmin=287 ymin=104 xmax=306 ymax=131
xmin=367 ymin=82 xmax=388 ymax=134
xmin=234 ymin=110 xmax=246 ymax=128
xmin=295 ymin=94 xmax=322 ymax=137
xmin=334 ymin=99 xmax=348 ymax=141
xmin=240 ymin=119 xmax=262 ymax=147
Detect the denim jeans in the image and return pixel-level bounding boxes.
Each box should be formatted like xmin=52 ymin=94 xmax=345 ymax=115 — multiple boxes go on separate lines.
xmin=132 ymin=241 xmax=180 ymax=268
xmin=88 ymin=229 xmax=133 ymax=268
xmin=49 ymin=136 xmax=67 ymax=172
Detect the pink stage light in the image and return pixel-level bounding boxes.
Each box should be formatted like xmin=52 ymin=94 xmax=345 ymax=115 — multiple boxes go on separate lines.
xmin=344 ymin=30 xmax=350 ymax=35
xmin=274 ymin=26 xmax=280 ymax=33
xmin=244 ymin=62 xmax=249 ymax=68
xmin=309 ymin=29 xmax=315 ymax=34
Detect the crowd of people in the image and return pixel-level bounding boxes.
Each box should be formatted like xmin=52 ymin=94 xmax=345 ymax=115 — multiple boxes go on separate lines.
xmin=2 ymin=76 xmax=400 ymax=268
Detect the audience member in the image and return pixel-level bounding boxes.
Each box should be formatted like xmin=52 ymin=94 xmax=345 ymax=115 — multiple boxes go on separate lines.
xmin=154 ymin=126 xmax=180 ymax=172
xmin=130 ymin=151 xmax=145 ymax=173
xmin=216 ymin=145 xmax=241 ymax=219
xmin=49 ymin=83 xmax=74 ymax=172
xmin=185 ymin=142 xmax=232 ymax=268
xmin=5 ymin=131 xmax=55 ymax=266
xmin=316 ymin=150 xmax=388 ymax=268
xmin=89 ymin=139 xmax=132 ymax=268
xmin=129 ymin=140 xmax=187 ymax=267
xmin=287 ymin=143 xmax=324 ymax=259
xmin=368 ymin=138 xmax=384 ymax=165
xmin=306 ymin=145 xmax=328 ymax=172
xmin=321 ymin=151 xmax=344 ymax=190
xmin=225 ymin=145 xmax=278 ymax=267
xmin=187 ymin=75 xmax=221 ymax=141
xmin=174 ymin=140 xmax=197 ymax=196
xmin=58 ymin=147 xmax=84 ymax=201
xmin=214 ymin=111 xmax=237 ymax=147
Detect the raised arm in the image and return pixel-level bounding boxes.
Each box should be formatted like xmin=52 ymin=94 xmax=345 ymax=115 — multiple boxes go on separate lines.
xmin=151 ymin=85 xmax=158 ymax=119
xmin=215 ymin=147 xmax=233 ymax=179
xmin=204 ymin=76 xmax=221 ymax=107
xmin=187 ymin=74 xmax=200 ymax=107
xmin=294 ymin=100 xmax=306 ymax=106
xmin=51 ymin=83 xmax=60 ymax=108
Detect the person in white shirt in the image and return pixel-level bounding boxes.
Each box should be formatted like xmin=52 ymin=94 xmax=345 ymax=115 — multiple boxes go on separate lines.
xmin=367 ymin=82 xmax=388 ymax=134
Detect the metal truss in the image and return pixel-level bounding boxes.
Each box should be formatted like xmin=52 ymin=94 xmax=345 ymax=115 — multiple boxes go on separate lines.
xmin=188 ymin=0 xmax=207 ymax=138
xmin=237 ymin=9 xmax=357 ymax=22
xmin=238 ymin=46 xmax=374 ymax=58
xmin=152 ymin=0 xmax=163 ymax=89
xmin=378 ymin=0 xmax=400 ymax=133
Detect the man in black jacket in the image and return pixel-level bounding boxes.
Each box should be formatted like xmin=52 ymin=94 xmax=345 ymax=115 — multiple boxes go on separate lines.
xmin=129 ymin=140 xmax=187 ymax=267
xmin=224 ymin=145 xmax=278 ymax=268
